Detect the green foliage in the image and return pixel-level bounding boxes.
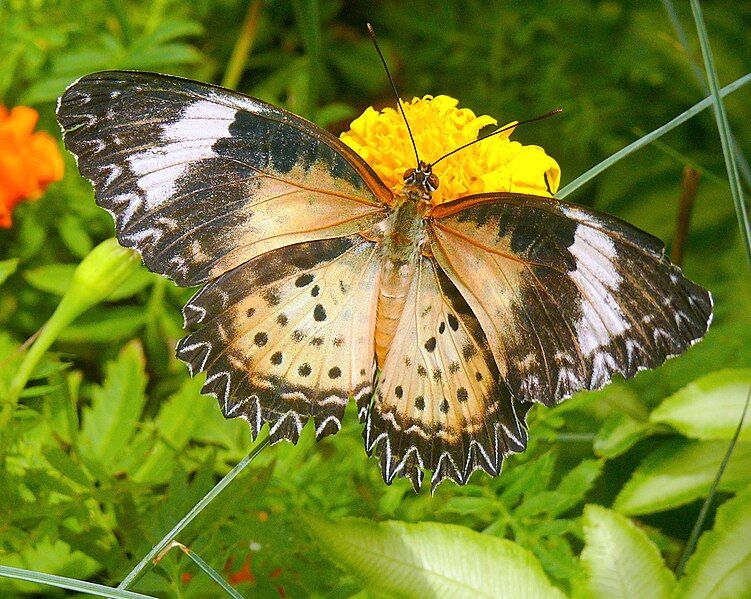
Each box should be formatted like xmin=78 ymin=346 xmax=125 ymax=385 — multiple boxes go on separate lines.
xmin=581 ymin=505 xmax=676 ymax=599
xmin=676 ymin=484 xmax=751 ymax=598
xmin=650 ymin=369 xmax=751 ymax=441
xmin=307 ymin=516 xmax=565 ymax=598
xmin=614 ymin=439 xmax=751 ymax=515
xmin=1 ymin=0 xmax=750 ymax=597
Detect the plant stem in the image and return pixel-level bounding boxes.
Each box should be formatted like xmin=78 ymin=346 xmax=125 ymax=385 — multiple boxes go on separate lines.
xmin=221 ymin=0 xmax=263 ymax=91
xmin=118 ymin=433 xmax=271 ymax=590
xmin=671 ymin=166 xmax=701 ymax=267
xmin=2 ymin=293 xmax=82 ymax=425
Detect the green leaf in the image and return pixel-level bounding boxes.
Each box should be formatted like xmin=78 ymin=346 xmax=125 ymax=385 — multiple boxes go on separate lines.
xmin=676 ymin=484 xmax=751 ymax=599
xmin=594 ymin=413 xmax=658 ymax=458
xmin=581 ymin=505 xmax=676 ymax=599
xmin=306 ymin=517 xmax=564 ymax=598
xmin=58 ymin=214 xmax=94 ymax=258
xmin=130 ymin=378 xmax=214 ymax=483
xmin=650 ymin=369 xmax=751 ymax=441
xmin=24 ymin=263 xmax=76 ymax=296
xmin=614 ymin=439 xmax=751 ymax=515
xmin=79 ymin=341 xmax=148 ymax=467
xmin=58 ymin=306 xmax=147 ymax=343
xmin=0 ymin=258 xmax=19 ymax=286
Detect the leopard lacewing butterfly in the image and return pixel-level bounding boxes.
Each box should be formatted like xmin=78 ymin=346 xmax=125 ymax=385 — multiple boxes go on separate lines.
xmin=56 ymin=56 xmax=711 ymax=492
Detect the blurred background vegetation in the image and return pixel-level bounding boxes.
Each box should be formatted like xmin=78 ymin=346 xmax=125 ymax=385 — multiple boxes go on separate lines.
xmin=0 ymin=0 xmax=750 ymax=597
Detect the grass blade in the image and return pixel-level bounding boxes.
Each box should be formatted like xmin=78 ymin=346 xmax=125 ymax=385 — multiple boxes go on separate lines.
xmin=556 ymin=73 xmax=751 ymax=199
xmin=118 ymin=433 xmax=270 ymax=590
xmin=176 ymin=543 xmax=246 ymax=599
xmin=0 ymin=566 xmax=153 ymax=599
xmin=689 ymin=0 xmax=751 ymax=268
xmin=675 ymin=0 xmax=751 ymax=577
xmin=660 ymin=0 xmax=751 ymax=189
xmin=676 ymin=384 xmax=751 ymax=576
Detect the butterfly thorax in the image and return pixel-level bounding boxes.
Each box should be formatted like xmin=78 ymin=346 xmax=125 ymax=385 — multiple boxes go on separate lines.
xmin=374 ymin=184 xmax=432 ymax=367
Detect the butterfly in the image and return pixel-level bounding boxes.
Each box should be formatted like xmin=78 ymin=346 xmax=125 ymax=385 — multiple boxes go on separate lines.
xmin=57 ymin=69 xmax=712 ymax=493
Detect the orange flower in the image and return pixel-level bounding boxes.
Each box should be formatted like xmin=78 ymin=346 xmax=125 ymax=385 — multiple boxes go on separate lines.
xmin=0 ymin=105 xmax=64 ymax=227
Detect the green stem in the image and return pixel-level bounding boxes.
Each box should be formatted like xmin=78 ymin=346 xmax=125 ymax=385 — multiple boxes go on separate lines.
xmin=221 ymin=0 xmax=263 ymax=90
xmin=3 ymin=293 xmax=88 ymax=424
xmin=3 ymin=239 xmax=140 ymax=424
xmin=118 ymin=433 xmax=271 ymax=590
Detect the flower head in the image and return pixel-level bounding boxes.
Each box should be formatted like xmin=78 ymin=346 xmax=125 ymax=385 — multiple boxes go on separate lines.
xmin=0 ymin=105 xmax=64 ymax=227
xmin=340 ymin=95 xmax=560 ymax=205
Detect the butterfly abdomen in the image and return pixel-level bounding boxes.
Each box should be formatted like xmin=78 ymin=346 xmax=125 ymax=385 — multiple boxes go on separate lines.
xmin=374 ymin=192 xmax=426 ymax=367
xmin=375 ymin=258 xmax=416 ymax=366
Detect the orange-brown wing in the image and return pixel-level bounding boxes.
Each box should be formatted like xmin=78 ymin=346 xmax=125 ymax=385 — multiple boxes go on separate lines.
xmin=430 ymin=193 xmax=712 ymax=406
xmin=177 ymin=235 xmax=381 ymax=443
xmin=57 ymin=71 xmax=392 ymax=285
xmin=363 ymin=255 xmax=530 ymax=492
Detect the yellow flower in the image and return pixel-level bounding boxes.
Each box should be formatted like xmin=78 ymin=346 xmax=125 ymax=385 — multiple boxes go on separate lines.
xmin=340 ymin=95 xmax=560 ymax=205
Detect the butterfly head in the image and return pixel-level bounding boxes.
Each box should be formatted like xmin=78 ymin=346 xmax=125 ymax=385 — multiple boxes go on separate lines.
xmin=403 ymin=161 xmax=439 ymax=198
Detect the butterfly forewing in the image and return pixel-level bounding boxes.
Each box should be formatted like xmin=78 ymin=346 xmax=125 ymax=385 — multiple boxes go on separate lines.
xmin=364 ymin=255 xmax=530 ymax=492
xmin=430 ymin=193 xmax=713 ymax=406
xmin=57 ymin=71 xmax=391 ymax=285
xmin=177 ymin=235 xmax=381 ymax=442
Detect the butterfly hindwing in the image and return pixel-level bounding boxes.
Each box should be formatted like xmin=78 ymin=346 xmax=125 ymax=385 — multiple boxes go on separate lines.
xmin=57 ymin=71 xmax=391 ymax=285
xmin=177 ymin=235 xmax=381 ymax=443
xmin=363 ymin=256 xmax=530 ymax=492
xmin=430 ymin=193 xmax=713 ymax=406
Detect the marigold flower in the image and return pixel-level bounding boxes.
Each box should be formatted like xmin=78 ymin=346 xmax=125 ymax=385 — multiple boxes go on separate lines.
xmin=340 ymin=95 xmax=560 ymax=205
xmin=0 ymin=105 xmax=64 ymax=227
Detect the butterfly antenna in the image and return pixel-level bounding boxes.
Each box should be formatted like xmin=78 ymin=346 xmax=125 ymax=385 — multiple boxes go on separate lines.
xmin=367 ymin=23 xmax=421 ymax=166
xmin=431 ymin=108 xmax=563 ymax=167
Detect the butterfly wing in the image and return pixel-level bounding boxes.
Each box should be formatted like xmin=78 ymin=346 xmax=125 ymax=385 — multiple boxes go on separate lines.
xmin=363 ymin=255 xmax=531 ymax=492
xmin=177 ymin=235 xmax=381 ymax=443
xmin=57 ymin=71 xmax=392 ymax=285
xmin=429 ymin=193 xmax=713 ymax=406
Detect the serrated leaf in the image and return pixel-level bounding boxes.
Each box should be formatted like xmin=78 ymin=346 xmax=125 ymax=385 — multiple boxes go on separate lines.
xmin=594 ymin=413 xmax=658 ymax=458
xmin=676 ymin=484 xmax=751 ymax=598
xmin=306 ymin=516 xmax=564 ymax=598
xmin=650 ymin=369 xmax=751 ymax=441
xmin=42 ymin=446 xmax=91 ymax=488
xmin=614 ymin=439 xmax=751 ymax=515
xmin=552 ymin=459 xmax=603 ymax=516
xmin=514 ymin=460 xmax=602 ymax=518
xmin=581 ymin=505 xmax=676 ymax=599
xmin=130 ymin=377 xmax=213 ymax=484
xmin=79 ymin=341 xmax=147 ymax=467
